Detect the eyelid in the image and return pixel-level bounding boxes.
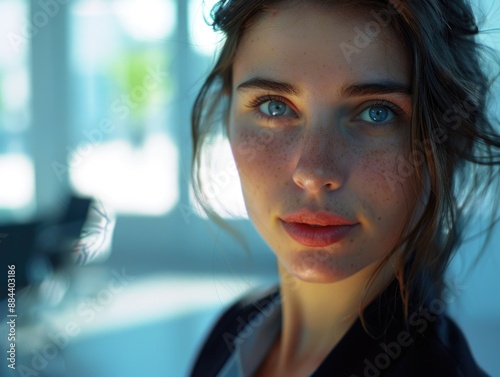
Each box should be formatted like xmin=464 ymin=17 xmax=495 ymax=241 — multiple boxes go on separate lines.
xmin=246 ymin=94 xmax=299 ymax=120
xmin=355 ymin=100 xmax=404 ymax=117
xmin=247 ymin=94 xmax=297 ymax=112
xmin=350 ymin=100 xmax=407 ymax=127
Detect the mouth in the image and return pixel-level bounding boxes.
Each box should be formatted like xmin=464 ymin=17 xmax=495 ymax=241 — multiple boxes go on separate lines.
xmin=280 ymin=210 xmax=358 ymax=247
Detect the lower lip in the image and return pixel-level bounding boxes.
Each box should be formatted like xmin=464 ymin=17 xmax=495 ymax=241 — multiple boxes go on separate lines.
xmin=281 ymin=221 xmax=357 ymax=247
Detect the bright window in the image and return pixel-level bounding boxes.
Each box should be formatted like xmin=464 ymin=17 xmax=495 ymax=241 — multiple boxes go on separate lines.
xmin=68 ymin=0 xmax=178 ymax=216
xmin=0 ymin=0 xmax=34 ymax=220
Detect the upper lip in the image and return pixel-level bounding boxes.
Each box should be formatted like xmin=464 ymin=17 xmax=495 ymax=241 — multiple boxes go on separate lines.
xmin=280 ymin=210 xmax=357 ymax=226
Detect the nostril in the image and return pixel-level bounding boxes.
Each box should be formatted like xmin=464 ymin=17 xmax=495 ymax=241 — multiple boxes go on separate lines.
xmin=292 ymin=165 xmax=342 ymax=193
xmin=292 ymin=134 xmax=345 ymax=192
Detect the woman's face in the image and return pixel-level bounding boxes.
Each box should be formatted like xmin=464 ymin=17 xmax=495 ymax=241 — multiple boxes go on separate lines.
xmin=229 ymin=3 xmax=418 ymax=283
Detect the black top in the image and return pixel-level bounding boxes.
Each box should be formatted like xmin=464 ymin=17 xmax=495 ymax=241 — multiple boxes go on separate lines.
xmin=189 ymin=279 xmax=490 ymax=377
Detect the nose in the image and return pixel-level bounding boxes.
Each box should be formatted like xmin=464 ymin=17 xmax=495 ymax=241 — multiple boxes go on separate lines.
xmin=292 ymin=122 xmax=345 ymax=193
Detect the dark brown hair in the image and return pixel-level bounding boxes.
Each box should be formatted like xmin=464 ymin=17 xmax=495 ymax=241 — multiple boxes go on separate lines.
xmin=191 ymin=0 xmax=500 ymax=319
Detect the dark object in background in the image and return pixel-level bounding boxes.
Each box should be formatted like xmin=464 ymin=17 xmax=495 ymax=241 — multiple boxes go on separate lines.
xmin=0 ymin=195 xmax=93 ymax=301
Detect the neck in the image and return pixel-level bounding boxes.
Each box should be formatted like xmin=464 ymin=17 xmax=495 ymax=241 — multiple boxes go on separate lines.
xmin=274 ymin=261 xmax=395 ymax=372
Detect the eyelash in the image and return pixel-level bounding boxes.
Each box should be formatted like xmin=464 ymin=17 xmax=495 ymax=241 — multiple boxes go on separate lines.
xmin=358 ymin=100 xmax=404 ymax=116
xmin=246 ymin=95 xmax=405 ymax=126
xmin=246 ymin=95 xmax=298 ymax=122
xmin=356 ymin=100 xmax=404 ymax=125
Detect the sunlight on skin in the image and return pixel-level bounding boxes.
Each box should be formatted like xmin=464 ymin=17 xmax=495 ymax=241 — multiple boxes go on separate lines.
xmin=227 ymin=3 xmax=426 ymax=375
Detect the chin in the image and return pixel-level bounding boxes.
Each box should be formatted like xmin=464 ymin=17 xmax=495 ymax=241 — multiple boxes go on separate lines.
xmin=284 ymin=249 xmax=363 ymax=284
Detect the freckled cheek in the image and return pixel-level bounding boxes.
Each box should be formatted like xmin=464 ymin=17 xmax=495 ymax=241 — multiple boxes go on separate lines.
xmin=228 ymin=124 xmax=290 ymax=224
xmin=356 ymin=150 xmax=415 ymax=228
xmin=229 ymin=124 xmax=296 ymax=179
xmin=360 ymin=159 xmax=397 ymax=199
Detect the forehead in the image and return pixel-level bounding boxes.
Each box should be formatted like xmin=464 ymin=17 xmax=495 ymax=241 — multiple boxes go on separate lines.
xmin=232 ymin=3 xmax=410 ymax=94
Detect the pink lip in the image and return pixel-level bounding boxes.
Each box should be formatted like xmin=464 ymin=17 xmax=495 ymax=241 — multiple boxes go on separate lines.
xmin=280 ymin=211 xmax=358 ymax=247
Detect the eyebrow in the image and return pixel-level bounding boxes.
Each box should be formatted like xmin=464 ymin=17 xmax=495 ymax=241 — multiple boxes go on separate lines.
xmin=236 ymin=77 xmax=411 ymax=97
xmin=340 ymin=81 xmax=411 ymax=97
xmin=236 ymin=77 xmax=302 ymax=96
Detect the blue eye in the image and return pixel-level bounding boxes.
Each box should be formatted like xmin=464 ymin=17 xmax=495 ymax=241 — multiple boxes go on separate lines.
xmin=259 ymin=100 xmax=296 ymax=117
xmin=357 ymin=105 xmax=396 ymax=123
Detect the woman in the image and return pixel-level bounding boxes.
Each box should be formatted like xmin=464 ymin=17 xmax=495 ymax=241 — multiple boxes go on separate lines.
xmin=189 ymin=0 xmax=500 ymax=376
